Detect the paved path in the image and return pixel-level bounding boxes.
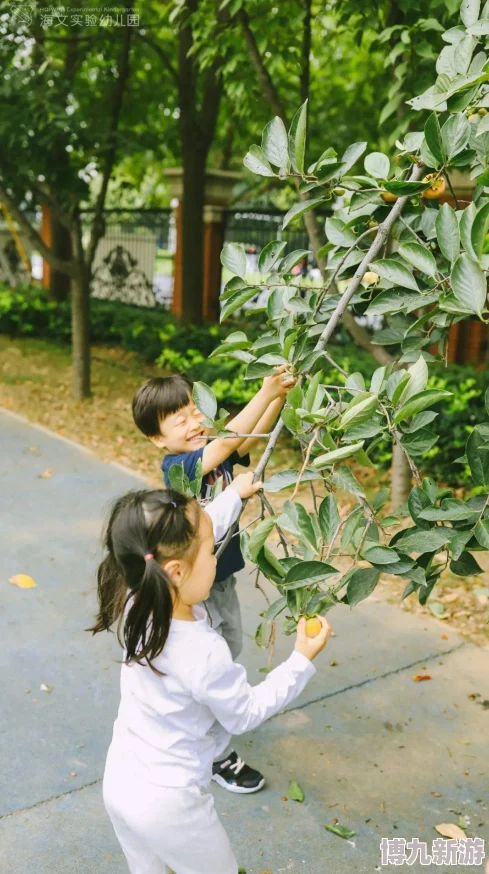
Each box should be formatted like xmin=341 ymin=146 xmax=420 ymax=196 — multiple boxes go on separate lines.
xmin=1 ymin=408 xmax=488 ymax=874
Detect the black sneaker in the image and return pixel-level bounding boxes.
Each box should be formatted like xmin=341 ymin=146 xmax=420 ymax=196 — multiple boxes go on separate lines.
xmin=212 ymin=750 xmax=265 ymax=794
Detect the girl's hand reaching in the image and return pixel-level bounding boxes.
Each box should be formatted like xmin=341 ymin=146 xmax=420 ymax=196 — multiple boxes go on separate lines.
xmin=229 ymin=471 xmax=263 ymax=499
xmin=294 ymin=616 xmax=332 ymax=661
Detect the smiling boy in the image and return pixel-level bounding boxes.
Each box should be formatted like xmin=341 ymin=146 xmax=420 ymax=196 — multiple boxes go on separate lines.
xmin=132 ymin=367 xmax=295 ymax=794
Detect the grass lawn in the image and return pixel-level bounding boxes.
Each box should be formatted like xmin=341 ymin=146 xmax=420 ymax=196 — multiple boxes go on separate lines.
xmin=1 ymin=334 xmax=488 ymax=647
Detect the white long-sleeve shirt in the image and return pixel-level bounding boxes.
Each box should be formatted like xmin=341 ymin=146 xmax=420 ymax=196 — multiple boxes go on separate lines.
xmin=110 ymin=488 xmax=316 ymax=788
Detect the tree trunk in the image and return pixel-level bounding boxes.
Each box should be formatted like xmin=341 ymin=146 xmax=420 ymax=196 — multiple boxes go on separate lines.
xmin=49 ymin=215 xmax=72 ymax=302
xmin=71 ymin=267 xmax=90 ymax=400
xmin=390 ymin=442 xmax=412 ymax=509
xmin=180 ymin=143 xmax=207 ymax=324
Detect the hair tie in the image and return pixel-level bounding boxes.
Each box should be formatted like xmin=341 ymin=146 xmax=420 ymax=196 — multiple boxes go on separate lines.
xmin=144 ymin=553 xmax=154 ymax=562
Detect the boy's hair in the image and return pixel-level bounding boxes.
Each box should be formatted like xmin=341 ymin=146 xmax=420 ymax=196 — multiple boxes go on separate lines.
xmin=88 ymin=488 xmax=199 ymax=674
xmin=132 ymin=375 xmax=193 ymax=438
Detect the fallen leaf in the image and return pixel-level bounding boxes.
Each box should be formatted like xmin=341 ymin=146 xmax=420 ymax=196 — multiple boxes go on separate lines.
xmin=435 ymin=823 xmax=467 ymax=840
xmin=70 ymin=771 xmax=77 ymax=777
xmin=468 ymin=693 xmax=480 ymax=699
xmin=431 ymin=792 xmax=442 ymax=797
xmin=38 ymin=467 xmax=54 ymax=479
xmin=324 ymin=823 xmax=355 ymax=839
xmin=413 ymin=674 xmax=431 ymax=682
xmin=458 ymin=815 xmax=470 ymax=829
xmin=24 ymin=689 xmax=30 ymax=694
xmin=441 ymin=633 xmax=448 ymax=639
xmin=330 ymin=660 xmax=338 ymax=667
xmin=428 ymin=602 xmax=449 ymax=619
xmin=288 ymin=780 xmax=304 ymax=803
xmin=9 ymin=574 xmax=37 ymax=589
xmin=40 ymin=683 xmax=53 ymax=694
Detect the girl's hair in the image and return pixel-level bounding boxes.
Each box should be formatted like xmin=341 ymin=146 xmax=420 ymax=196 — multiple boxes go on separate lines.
xmin=89 ymin=488 xmax=199 ymax=673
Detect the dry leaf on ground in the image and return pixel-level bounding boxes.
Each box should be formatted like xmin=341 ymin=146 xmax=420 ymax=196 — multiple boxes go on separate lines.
xmin=40 ymin=683 xmax=53 ymax=693
xmin=9 ymin=574 xmax=37 ymax=589
xmin=435 ymin=823 xmax=467 ymax=840
xmin=413 ymin=674 xmax=431 ymax=682
xmin=38 ymin=467 xmax=54 ymax=479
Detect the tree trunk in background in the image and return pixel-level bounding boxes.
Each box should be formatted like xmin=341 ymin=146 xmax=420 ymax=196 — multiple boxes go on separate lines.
xmin=180 ymin=143 xmax=207 ymax=324
xmin=71 ymin=267 xmax=90 ymax=400
xmin=49 ymin=215 xmax=72 ymax=302
xmin=390 ymin=442 xmax=412 ymax=509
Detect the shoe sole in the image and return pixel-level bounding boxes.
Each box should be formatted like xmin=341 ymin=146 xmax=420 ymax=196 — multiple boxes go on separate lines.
xmin=212 ymin=773 xmax=266 ymax=794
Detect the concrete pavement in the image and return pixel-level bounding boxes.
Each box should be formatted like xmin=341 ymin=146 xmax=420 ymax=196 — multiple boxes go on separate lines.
xmin=1 ymin=408 xmax=488 ymax=874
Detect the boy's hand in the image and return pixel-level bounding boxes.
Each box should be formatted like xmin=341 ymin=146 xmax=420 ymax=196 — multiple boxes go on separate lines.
xmin=262 ymin=364 xmax=297 ymax=401
xmin=229 ymin=471 xmax=263 ymax=499
xmin=294 ymin=616 xmax=332 ymax=661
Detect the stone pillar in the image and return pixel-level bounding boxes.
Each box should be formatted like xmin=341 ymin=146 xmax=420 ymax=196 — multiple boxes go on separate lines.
xmin=166 ymin=168 xmax=241 ymax=322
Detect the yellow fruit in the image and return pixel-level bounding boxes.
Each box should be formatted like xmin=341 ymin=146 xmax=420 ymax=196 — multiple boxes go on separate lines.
xmin=362 ymin=271 xmax=379 ymax=286
xmin=305 ymin=617 xmax=322 ymax=638
xmin=381 ymin=190 xmax=398 ymax=203
xmin=422 ymin=174 xmax=446 ymax=200
xmin=367 ymin=219 xmax=378 ymax=228
xmin=333 ymin=187 xmax=345 ymax=195
xmin=469 ymin=113 xmax=479 ymax=122
xmin=479 ymin=108 xmax=488 ymax=116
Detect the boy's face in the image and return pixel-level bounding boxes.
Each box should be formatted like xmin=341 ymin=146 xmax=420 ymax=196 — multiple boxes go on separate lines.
xmin=152 ymin=396 xmax=209 ymax=454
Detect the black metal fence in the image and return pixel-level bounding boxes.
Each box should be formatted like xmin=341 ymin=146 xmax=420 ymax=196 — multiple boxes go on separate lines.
xmin=81 ymin=207 xmax=174 ymax=308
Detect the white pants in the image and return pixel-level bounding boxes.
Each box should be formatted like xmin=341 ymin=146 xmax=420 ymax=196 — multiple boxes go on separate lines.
xmin=103 ymin=744 xmax=239 ymax=874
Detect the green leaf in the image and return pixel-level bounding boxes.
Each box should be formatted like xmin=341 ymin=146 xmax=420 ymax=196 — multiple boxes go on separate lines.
xmin=220 ymin=288 xmax=259 ymax=322
xmin=362 ymin=546 xmax=401 ymax=565
xmin=460 ymin=202 xmax=478 ymax=261
xmin=466 ymin=427 xmax=489 ymax=488
xmin=324 ymin=823 xmax=356 ymax=840
xmin=325 ymin=217 xmax=358 ymax=247
xmin=471 ymin=202 xmax=489 ymax=261
xmin=367 ymin=289 xmax=429 ymax=316
xmin=277 ymin=501 xmax=317 ymax=550
xmin=340 ymin=141 xmax=367 ymax=174
xmin=288 ymin=101 xmax=308 ymax=174
xmin=396 ymin=527 xmax=451 ymax=553
xmin=261 ymin=117 xmax=289 ymax=170
xmin=408 ymin=486 xmax=433 ymax=530
xmin=167 ymin=462 xmax=186 ymax=495
xmin=451 ymin=254 xmax=487 ymax=317
xmin=255 ymin=621 xmax=266 ymax=648
xmin=255 ymin=546 xmax=287 ymax=584
xmin=313 ymin=442 xmax=365 ymax=467
xmin=400 ymin=428 xmax=439 ymax=456
xmin=192 ymin=382 xmax=217 ymax=422
xmin=370 ymin=366 xmax=387 ymax=395
xmin=370 ymin=259 xmax=419 ymax=291
xmin=340 ymin=394 xmax=378 ymax=430
xmin=220 ymin=243 xmax=247 ymax=279
xmin=418 ymin=499 xmax=479 ymax=521
xmin=486 ymin=387 xmax=489 ymax=416
xmin=282 ymin=197 xmax=326 ymax=230
xmin=398 ymin=356 xmax=429 ymax=405
xmin=450 ymin=551 xmax=484 ymax=576
xmin=383 ymin=180 xmax=430 ymax=195
xmin=331 ymin=466 xmax=365 ymax=497
xmin=474 ymin=518 xmax=489 ymax=548
xmin=364 ymin=151 xmax=390 ymax=178
xmin=288 ymin=780 xmax=305 ymax=802
xmin=424 ymin=112 xmax=445 ymax=165
xmin=441 ymin=113 xmax=471 ymax=160
xmin=263 ymin=469 xmax=321 ymax=492
xmin=409 ymin=411 xmax=438 ymax=432
xmin=346 ymin=567 xmax=380 ymax=607
xmin=460 ymin=0 xmax=481 ymax=28
xmin=243 ymin=145 xmax=276 ymax=177
xmin=279 ymin=249 xmax=311 ymax=274
xmin=319 ymin=495 xmax=341 ymax=544
xmin=285 ymin=560 xmax=338 ymax=584
xmin=258 ymin=240 xmax=288 ymax=274
xmin=398 ymin=243 xmax=437 ymax=277
xmin=436 ymin=203 xmax=460 ymax=263
xmin=265 ymin=596 xmax=288 ymax=621
xmin=345 ymin=372 xmax=366 ymax=393
xmin=393 ymin=389 xmax=452 ymax=424
xmin=248 ymin=517 xmax=279 ymax=561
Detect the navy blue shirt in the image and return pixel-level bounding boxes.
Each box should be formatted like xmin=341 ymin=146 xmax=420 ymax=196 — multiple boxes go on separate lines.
xmin=162 ymin=448 xmax=250 ymax=584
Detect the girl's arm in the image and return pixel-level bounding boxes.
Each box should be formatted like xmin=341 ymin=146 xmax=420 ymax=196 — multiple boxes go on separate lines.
xmin=191 ymin=640 xmax=317 ymax=736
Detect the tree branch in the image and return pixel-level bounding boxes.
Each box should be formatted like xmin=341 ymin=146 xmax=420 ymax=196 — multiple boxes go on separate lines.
xmin=238 ymin=9 xmax=284 ymax=118
xmin=0 ymin=184 xmax=78 ymax=278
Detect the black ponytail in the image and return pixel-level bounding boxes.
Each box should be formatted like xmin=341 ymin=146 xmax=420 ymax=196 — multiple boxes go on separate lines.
xmin=89 ymin=488 xmax=198 ymax=673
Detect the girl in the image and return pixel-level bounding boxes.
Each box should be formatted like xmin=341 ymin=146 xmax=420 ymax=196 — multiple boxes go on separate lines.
xmin=91 ymin=471 xmax=331 ymax=874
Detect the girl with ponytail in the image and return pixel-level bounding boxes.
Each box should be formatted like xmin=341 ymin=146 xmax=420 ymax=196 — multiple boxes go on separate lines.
xmin=91 ymin=473 xmax=331 ymax=874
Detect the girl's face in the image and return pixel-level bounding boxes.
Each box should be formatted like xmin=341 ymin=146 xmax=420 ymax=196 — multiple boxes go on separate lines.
xmin=163 ymin=508 xmax=217 ymax=607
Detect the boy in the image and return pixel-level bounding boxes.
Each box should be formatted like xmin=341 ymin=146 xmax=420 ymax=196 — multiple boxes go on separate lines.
xmin=132 ymin=366 xmax=295 ymax=794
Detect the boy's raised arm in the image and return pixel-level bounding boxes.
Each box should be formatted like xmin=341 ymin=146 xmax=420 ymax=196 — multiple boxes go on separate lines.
xmin=201 ymin=366 xmax=295 ymax=475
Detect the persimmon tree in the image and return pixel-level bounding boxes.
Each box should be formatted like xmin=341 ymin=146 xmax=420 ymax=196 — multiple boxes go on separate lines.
xmin=170 ymin=0 xmax=489 ymax=646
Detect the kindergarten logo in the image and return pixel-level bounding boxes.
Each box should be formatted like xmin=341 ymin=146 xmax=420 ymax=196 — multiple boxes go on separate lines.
xmin=9 ymin=4 xmax=33 ymax=24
